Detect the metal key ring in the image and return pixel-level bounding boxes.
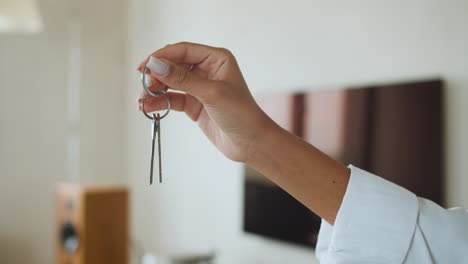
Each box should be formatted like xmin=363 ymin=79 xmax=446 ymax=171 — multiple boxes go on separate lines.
xmin=142 ymin=66 xmax=169 ymax=97
xmin=141 ymin=93 xmax=171 ymax=120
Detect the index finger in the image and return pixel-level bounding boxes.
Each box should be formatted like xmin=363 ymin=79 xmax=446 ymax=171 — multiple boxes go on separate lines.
xmin=137 ymin=42 xmax=219 ymax=72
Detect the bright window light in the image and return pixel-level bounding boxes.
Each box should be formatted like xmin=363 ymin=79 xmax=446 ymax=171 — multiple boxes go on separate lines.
xmin=0 ymin=0 xmax=43 ymax=34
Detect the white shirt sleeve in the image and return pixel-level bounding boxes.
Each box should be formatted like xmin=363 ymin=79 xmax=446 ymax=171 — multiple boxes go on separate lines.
xmin=315 ymin=165 xmax=468 ymax=264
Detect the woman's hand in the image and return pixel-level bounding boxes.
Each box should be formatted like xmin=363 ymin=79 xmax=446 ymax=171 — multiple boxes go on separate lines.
xmin=138 ymin=42 xmax=349 ymax=224
xmin=137 ymin=42 xmax=274 ymax=163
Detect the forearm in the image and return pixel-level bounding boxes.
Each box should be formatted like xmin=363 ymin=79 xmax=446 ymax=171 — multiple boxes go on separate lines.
xmin=246 ymin=122 xmax=350 ymax=224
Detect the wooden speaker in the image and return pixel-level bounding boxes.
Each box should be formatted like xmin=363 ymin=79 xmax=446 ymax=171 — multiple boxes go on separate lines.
xmin=56 ymin=184 xmax=129 ymax=264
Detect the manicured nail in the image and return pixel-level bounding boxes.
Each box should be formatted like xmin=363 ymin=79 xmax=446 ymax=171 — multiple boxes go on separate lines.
xmin=140 ymin=73 xmax=152 ymax=87
xmin=146 ymin=56 xmax=169 ymax=76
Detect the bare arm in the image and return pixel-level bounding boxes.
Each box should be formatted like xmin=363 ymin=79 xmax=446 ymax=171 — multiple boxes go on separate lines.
xmin=137 ymin=42 xmax=349 ymax=224
xmin=247 ymin=121 xmax=350 ymax=224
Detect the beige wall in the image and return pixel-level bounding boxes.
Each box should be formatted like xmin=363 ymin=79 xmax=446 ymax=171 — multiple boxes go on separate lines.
xmin=0 ymin=1 xmax=68 ymax=262
xmin=0 ymin=0 xmax=126 ymax=263
xmin=126 ymin=1 xmax=468 ymax=264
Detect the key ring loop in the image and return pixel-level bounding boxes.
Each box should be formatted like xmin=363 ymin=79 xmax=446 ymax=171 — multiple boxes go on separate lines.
xmin=142 ymin=66 xmax=169 ymax=97
xmin=141 ymin=93 xmax=171 ymax=120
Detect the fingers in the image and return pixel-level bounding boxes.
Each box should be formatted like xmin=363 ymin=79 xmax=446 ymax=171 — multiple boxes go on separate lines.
xmin=137 ymin=42 xmax=219 ymax=72
xmin=140 ymin=72 xmax=167 ymax=94
xmin=144 ymin=56 xmax=219 ymax=100
xmin=136 ymin=42 xmax=236 ymax=105
xmin=139 ymin=92 xmax=204 ymax=122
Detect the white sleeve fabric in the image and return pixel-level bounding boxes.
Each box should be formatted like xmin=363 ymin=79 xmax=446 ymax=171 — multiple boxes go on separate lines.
xmin=315 ymin=165 xmax=468 ymax=264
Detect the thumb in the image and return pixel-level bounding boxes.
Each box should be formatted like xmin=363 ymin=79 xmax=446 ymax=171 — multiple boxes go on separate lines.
xmin=145 ymin=56 xmax=214 ymax=97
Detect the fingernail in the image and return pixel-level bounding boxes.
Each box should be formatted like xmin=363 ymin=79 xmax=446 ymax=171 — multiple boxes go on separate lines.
xmin=140 ymin=73 xmax=152 ymax=87
xmin=146 ymin=56 xmax=169 ymax=76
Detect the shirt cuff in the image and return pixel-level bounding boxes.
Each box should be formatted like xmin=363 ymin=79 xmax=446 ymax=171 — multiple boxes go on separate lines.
xmin=316 ymin=165 xmax=419 ymax=263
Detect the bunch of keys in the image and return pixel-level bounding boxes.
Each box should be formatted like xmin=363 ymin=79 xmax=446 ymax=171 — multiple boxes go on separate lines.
xmin=140 ymin=66 xmax=171 ymax=184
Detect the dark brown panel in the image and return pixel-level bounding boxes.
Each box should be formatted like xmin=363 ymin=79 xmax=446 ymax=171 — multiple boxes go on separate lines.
xmin=367 ymin=80 xmax=444 ymax=205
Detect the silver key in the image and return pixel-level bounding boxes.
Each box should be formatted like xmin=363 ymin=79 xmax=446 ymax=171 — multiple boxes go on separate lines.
xmin=141 ymin=93 xmax=170 ymax=185
xmin=156 ymin=113 xmax=162 ymax=183
xmin=150 ymin=113 xmax=158 ymax=185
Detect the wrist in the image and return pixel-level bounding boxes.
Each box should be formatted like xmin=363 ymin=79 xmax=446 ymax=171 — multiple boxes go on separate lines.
xmin=243 ymin=114 xmax=350 ymax=224
xmin=244 ymin=113 xmax=288 ymax=169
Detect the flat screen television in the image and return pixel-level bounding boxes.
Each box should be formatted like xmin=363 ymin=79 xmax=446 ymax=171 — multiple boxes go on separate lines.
xmin=243 ymin=79 xmax=444 ymax=248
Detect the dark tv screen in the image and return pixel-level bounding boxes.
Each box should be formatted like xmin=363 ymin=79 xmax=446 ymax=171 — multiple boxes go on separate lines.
xmin=243 ymin=80 xmax=444 ymax=248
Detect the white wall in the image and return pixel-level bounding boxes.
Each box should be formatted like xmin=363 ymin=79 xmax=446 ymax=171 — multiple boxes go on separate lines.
xmin=0 ymin=1 xmax=68 ymax=262
xmin=0 ymin=0 xmax=125 ymax=263
xmin=126 ymin=1 xmax=468 ymax=264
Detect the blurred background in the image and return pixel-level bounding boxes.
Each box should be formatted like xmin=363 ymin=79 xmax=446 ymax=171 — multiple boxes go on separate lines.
xmin=1 ymin=0 xmax=468 ymax=263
